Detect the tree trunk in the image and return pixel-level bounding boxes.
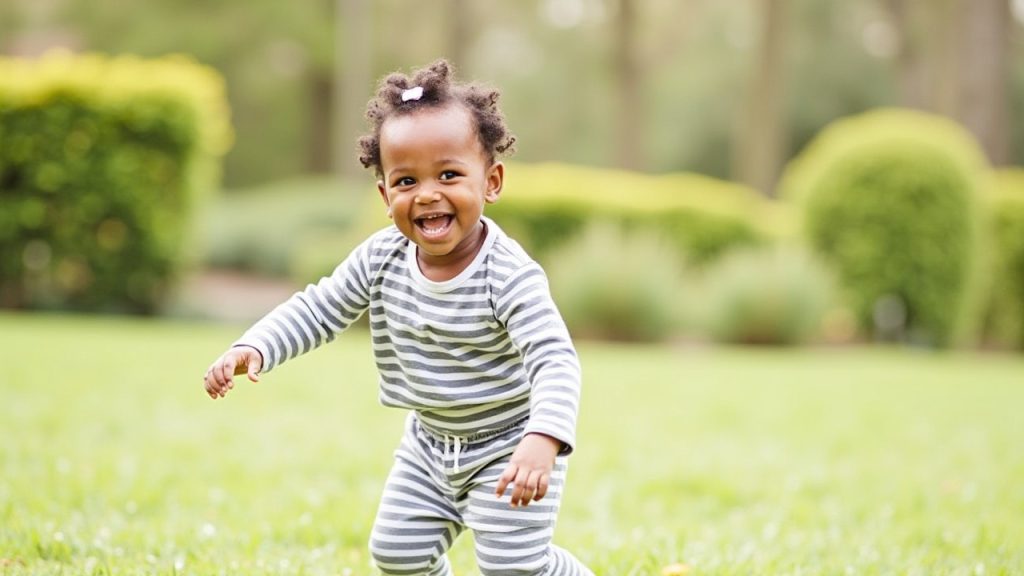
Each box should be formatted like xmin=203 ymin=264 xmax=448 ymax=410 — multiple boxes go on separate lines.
xmin=735 ymin=0 xmax=786 ymax=197
xmin=448 ymin=0 xmax=471 ymax=72
xmin=887 ymin=0 xmax=930 ymax=109
xmin=889 ymin=0 xmax=1011 ymax=164
xmin=954 ymin=0 xmax=1011 ymax=165
xmin=308 ymin=71 xmax=334 ymax=173
xmin=614 ymin=0 xmax=643 ymax=170
xmin=335 ymin=0 xmax=372 ymax=179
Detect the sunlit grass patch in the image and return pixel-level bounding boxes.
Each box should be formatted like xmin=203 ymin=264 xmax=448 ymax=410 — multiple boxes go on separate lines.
xmin=1 ymin=312 xmax=1022 ymax=574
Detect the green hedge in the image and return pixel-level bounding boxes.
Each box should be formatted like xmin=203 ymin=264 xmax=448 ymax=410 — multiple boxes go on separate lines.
xmin=0 ymin=51 xmax=231 ymax=312
xmin=696 ymin=245 xmax=836 ymax=346
xmin=201 ymin=177 xmax=363 ymax=279
xmin=547 ymin=223 xmax=686 ymax=342
xmin=780 ymin=108 xmax=989 ymax=347
xmin=343 ymin=161 xmax=783 ymax=273
xmin=983 ymin=169 xmax=1024 ymax=349
xmin=489 ymin=163 xmax=781 ymax=266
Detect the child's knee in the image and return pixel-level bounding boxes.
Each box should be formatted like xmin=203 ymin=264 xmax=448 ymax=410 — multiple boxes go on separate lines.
xmin=368 ymin=535 xmax=437 ymax=575
xmin=475 ymin=532 xmax=554 ymax=576
xmin=476 ymin=554 xmax=549 ymax=576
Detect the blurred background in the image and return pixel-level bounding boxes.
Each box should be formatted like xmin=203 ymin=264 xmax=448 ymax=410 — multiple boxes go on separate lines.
xmin=2 ymin=0 xmax=1024 ymax=350
xmin=5 ymin=0 xmax=1022 ymax=183
xmin=4 ymin=3 xmax=1024 ymax=574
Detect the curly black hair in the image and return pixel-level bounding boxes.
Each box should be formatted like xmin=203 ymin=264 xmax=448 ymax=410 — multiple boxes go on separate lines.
xmin=358 ymin=59 xmax=516 ymax=177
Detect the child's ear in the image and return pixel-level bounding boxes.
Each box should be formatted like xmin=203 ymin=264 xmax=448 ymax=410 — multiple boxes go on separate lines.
xmin=484 ymin=162 xmax=504 ymax=204
xmin=377 ymin=180 xmax=392 ymax=218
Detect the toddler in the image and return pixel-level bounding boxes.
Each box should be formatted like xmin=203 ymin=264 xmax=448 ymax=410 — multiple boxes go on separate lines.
xmin=203 ymin=60 xmax=592 ymax=575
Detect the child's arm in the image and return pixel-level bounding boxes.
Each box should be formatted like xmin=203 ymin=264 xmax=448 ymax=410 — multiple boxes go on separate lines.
xmin=202 ymin=234 xmax=379 ymax=398
xmin=234 ymin=236 xmax=376 ymax=372
xmin=495 ymin=262 xmax=581 ymax=453
xmin=494 ymin=262 xmax=582 ymax=506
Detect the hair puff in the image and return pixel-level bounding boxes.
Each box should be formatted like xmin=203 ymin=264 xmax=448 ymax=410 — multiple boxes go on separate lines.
xmin=358 ymin=59 xmax=516 ymax=177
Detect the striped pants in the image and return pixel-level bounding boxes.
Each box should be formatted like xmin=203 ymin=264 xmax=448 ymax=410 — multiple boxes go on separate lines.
xmin=369 ymin=413 xmax=592 ymax=575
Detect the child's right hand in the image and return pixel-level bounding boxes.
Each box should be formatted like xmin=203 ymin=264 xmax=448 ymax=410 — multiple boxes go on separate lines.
xmin=204 ymin=346 xmax=263 ymax=399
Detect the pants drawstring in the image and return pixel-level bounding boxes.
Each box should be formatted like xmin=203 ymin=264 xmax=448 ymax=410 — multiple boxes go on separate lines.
xmin=442 ymin=434 xmax=463 ymax=474
xmin=453 ymin=436 xmax=462 ymax=474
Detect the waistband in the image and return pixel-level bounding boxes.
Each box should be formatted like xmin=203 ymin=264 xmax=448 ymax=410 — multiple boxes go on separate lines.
xmin=414 ymin=414 xmax=528 ymax=475
xmin=414 ymin=413 xmax=529 ymax=446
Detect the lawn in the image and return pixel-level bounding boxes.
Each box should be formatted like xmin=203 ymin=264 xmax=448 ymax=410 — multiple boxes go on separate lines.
xmin=1 ymin=311 xmax=1022 ymax=575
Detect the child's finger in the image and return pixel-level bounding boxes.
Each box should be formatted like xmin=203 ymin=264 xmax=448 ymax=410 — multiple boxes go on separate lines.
xmin=247 ymin=354 xmax=261 ymax=382
xmin=495 ymin=463 xmax=518 ymax=498
xmin=509 ymin=467 xmax=530 ymax=507
xmin=220 ymin=357 xmax=236 ymax=390
xmin=209 ymin=362 xmax=224 ymax=390
xmin=520 ymin=469 xmax=544 ymax=504
xmin=516 ymin=471 xmax=540 ymax=506
xmin=534 ymin=472 xmax=550 ymax=501
xmin=204 ymin=369 xmax=218 ymax=396
xmin=524 ymin=469 xmax=548 ymax=504
xmin=205 ymin=371 xmax=221 ymax=399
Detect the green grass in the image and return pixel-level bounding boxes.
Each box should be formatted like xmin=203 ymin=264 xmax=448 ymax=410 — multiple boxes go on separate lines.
xmin=1 ymin=312 xmax=1022 ymax=575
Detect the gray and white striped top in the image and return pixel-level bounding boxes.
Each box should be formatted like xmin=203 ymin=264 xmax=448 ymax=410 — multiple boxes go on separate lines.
xmin=233 ymin=217 xmax=581 ymax=453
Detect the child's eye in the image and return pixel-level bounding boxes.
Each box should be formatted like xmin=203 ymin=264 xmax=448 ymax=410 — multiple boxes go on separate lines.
xmin=440 ymin=170 xmax=460 ymax=181
xmin=394 ymin=176 xmax=416 ymax=187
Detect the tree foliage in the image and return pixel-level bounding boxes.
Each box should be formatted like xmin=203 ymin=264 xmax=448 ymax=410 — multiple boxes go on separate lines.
xmin=0 ymin=0 xmax=1020 ymax=188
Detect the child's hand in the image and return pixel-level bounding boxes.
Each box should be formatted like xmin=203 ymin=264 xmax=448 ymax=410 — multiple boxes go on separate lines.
xmin=495 ymin=433 xmax=562 ymax=507
xmin=204 ymin=346 xmax=262 ymax=399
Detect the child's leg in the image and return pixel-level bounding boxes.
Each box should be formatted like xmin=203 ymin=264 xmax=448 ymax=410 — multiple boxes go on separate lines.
xmin=369 ymin=452 xmax=464 ymax=575
xmin=461 ymin=455 xmax=593 ymax=576
xmin=475 ymin=530 xmax=591 ymax=576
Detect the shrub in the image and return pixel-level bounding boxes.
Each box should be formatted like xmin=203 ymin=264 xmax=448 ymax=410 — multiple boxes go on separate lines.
xmin=0 ymin=51 xmax=231 ymax=312
xmin=339 ymin=162 xmax=790 ymax=283
xmin=697 ymin=245 xmax=836 ymax=346
xmin=547 ymin=223 xmax=687 ymax=342
xmin=489 ymin=162 xmax=780 ymax=266
xmin=288 ymin=228 xmax=361 ymax=284
xmin=779 ymin=108 xmax=989 ymax=347
xmin=983 ymin=169 xmax=1024 ymax=349
xmin=200 ymin=176 xmax=363 ymax=277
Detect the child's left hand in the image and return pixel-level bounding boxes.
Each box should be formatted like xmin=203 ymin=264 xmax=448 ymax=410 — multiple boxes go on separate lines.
xmin=495 ymin=433 xmax=561 ymax=507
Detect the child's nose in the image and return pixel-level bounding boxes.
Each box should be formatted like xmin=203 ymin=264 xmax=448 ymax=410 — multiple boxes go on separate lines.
xmin=414 ymin=188 xmax=441 ymax=204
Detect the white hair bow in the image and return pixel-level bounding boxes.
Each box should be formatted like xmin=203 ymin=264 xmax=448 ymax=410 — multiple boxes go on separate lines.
xmin=402 ymin=86 xmax=424 ymax=102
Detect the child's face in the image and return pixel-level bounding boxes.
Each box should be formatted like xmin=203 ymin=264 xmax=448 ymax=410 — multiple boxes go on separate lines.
xmin=377 ymin=104 xmax=503 ymax=265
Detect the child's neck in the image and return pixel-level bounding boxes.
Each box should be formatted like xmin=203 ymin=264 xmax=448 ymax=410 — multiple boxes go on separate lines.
xmin=416 ymin=220 xmax=487 ymax=282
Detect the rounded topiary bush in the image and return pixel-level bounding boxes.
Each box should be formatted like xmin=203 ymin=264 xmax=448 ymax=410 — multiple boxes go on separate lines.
xmin=983 ymin=169 xmax=1024 ymax=349
xmin=350 ymin=161 xmax=788 ymax=275
xmin=779 ymin=108 xmax=989 ymax=347
xmin=698 ymin=245 xmax=836 ymax=346
xmin=547 ymin=223 xmax=686 ymax=342
xmin=489 ymin=162 xmax=773 ymax=266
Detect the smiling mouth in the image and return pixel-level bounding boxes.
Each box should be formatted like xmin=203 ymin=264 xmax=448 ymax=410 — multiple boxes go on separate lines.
xmin=415 ymin=214 xmax=454 ymax=238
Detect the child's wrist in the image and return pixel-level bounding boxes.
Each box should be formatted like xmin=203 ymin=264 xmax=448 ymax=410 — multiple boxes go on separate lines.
xmin=525 ymin=432 xmax=562 ymax=452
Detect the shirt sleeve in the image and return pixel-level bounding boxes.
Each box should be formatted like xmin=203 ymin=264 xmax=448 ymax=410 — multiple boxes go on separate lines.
xmin=232 ymin=235 xmax=376 ymax=374
xmin=495 ymin=262 xmax=581 ymax=455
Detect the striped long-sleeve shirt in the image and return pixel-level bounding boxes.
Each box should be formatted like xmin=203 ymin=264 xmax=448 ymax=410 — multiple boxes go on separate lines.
xmin=233 ymin=217 xmax=581 ymax=453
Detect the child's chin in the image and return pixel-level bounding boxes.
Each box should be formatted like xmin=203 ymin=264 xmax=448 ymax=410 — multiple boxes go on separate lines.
xmin=416 ymin=243 xmax=455 ymax=257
